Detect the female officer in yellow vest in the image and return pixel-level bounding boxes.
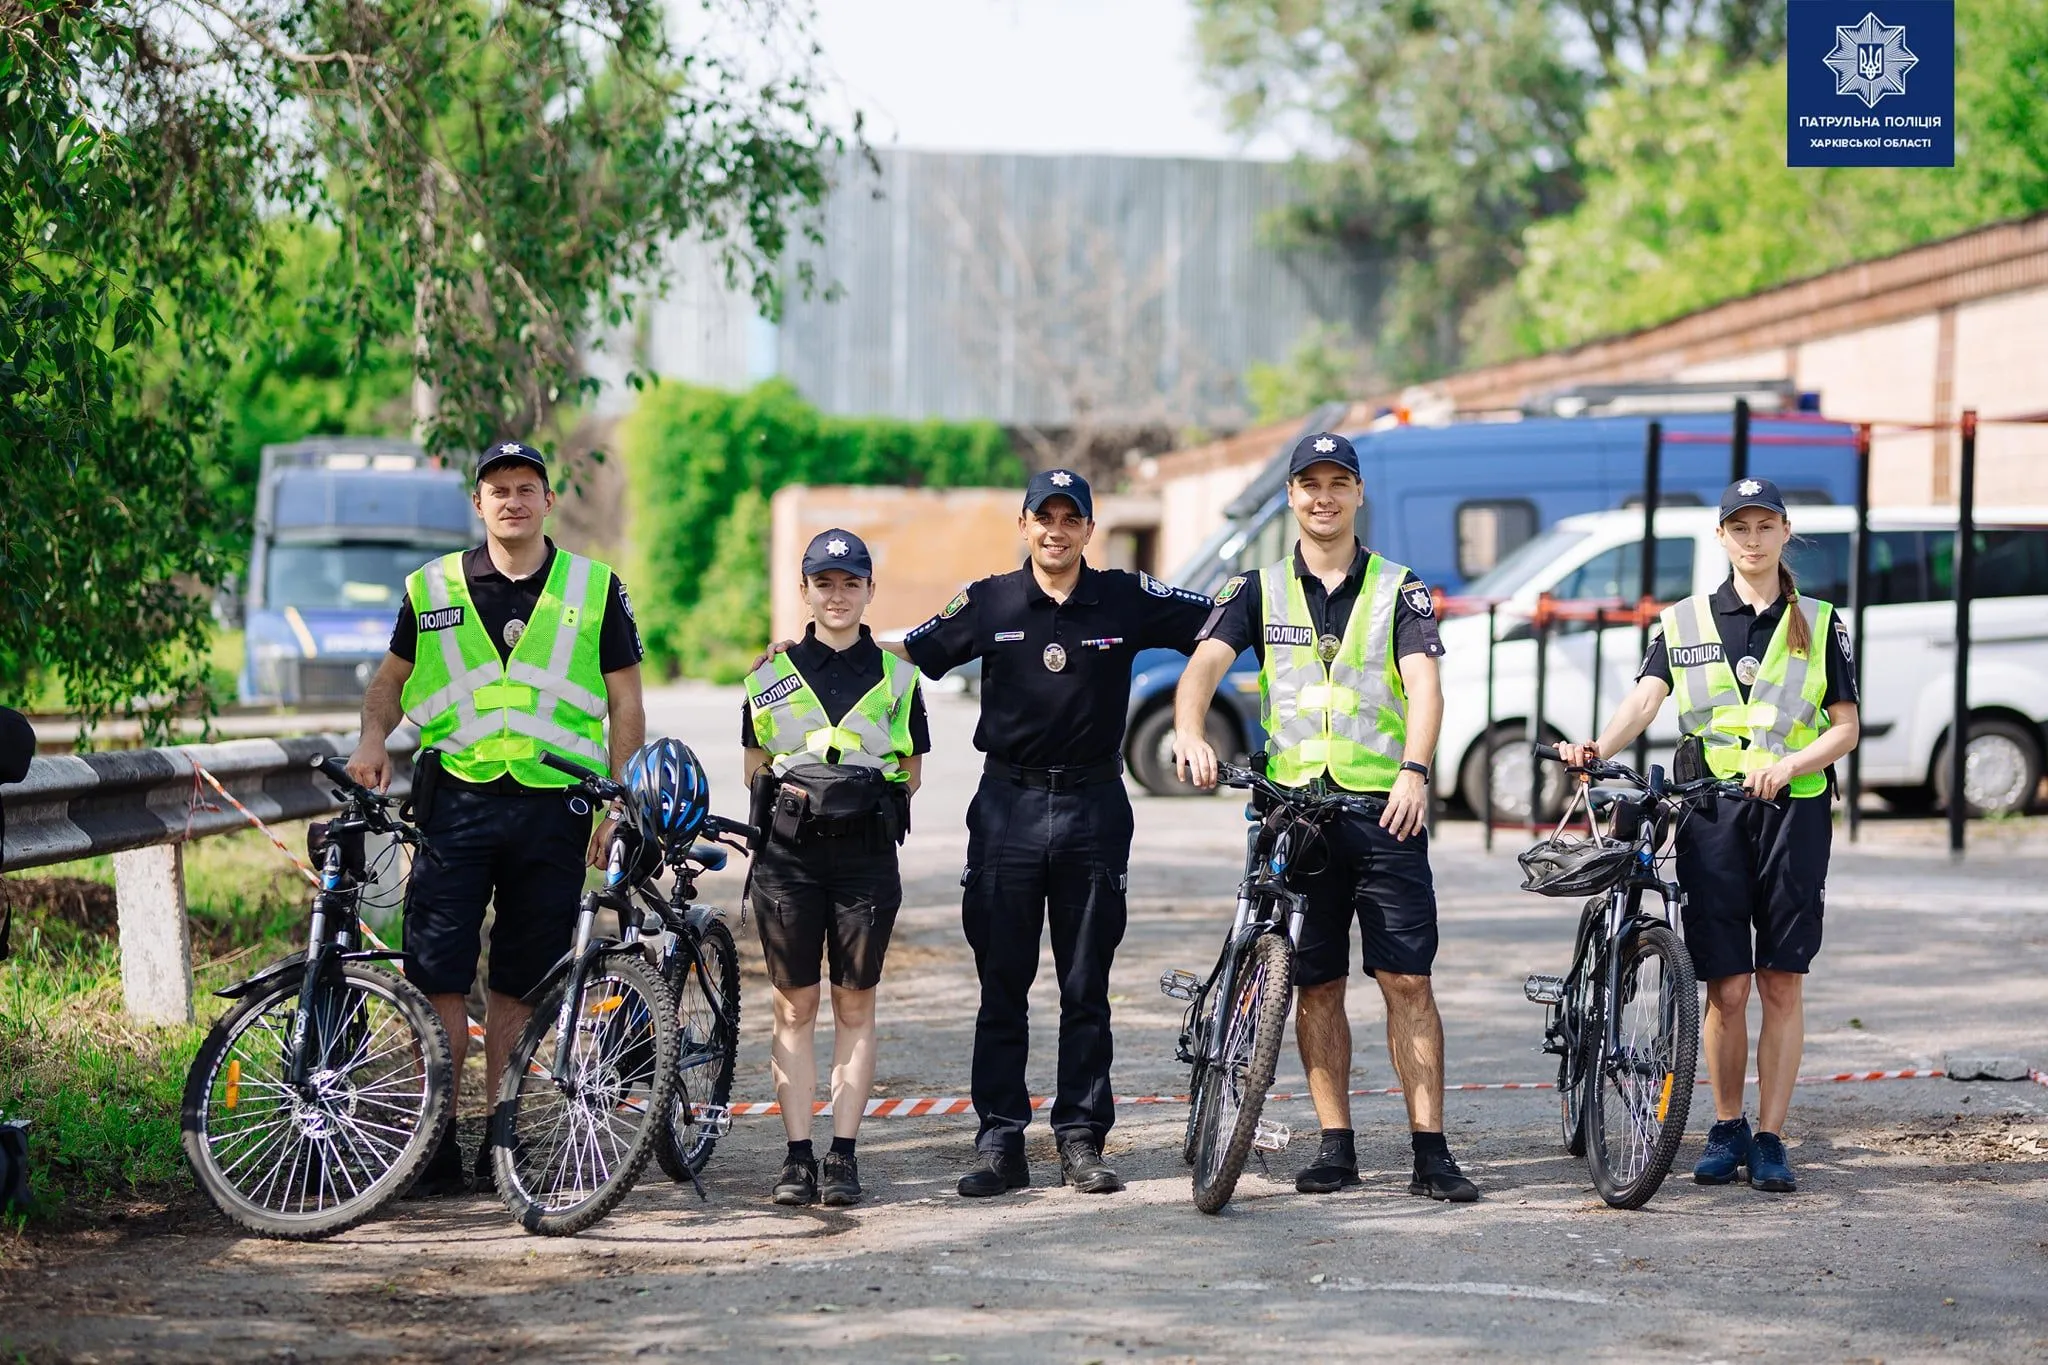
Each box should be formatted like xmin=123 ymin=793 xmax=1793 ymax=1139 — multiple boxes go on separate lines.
xmin=1559 ymin=478 xmax=1860 ymax=1195
xmin=742 ymin=528 xmax=927 ymax=1209
xmin=1172 ymin=431 xmax=1478 ymax=1204
xmin=345 ymin=442 xmax=646 ymax=1196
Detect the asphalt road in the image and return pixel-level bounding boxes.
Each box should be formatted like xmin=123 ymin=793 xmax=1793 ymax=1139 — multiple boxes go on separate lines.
xmin=4 ymin=685 xmax=2046 ymax=1363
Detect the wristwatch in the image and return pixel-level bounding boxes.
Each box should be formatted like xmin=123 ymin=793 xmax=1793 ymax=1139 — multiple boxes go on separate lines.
xmin=1399 ymin=761 xmax=1431 ymax=784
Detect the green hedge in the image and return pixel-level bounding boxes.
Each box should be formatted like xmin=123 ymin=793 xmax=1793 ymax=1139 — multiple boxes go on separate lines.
xmin=619 ymin=380 xmax=1021 ymax=680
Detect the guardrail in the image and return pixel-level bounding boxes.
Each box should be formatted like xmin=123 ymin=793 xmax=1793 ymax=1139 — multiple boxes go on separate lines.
xmin=2 ymin=733 xmax=415 ymax=1024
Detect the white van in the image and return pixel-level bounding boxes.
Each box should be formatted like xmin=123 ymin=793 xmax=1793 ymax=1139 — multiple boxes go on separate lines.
xmin=1436 ymin=506 xmax=2048 ymax=821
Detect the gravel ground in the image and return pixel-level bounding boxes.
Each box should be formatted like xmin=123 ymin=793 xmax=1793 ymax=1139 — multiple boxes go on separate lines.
xmin=3 ymin=686 xmax=2045 ymax=1363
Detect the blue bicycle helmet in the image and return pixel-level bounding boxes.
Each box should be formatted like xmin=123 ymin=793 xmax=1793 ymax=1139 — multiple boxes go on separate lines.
xmin=624 ymin=738 xmax=711 ymax=849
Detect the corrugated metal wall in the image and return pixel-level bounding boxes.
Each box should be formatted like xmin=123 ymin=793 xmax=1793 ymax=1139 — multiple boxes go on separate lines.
xmin=625 ymin=150 xmax=1383 ymax=427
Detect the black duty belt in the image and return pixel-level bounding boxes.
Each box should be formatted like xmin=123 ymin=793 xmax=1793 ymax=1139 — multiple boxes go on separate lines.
xmin=983 ymin=756 xmax=1124 ymax=792
xmin=798 ymin=811 xmax=890 ymax=840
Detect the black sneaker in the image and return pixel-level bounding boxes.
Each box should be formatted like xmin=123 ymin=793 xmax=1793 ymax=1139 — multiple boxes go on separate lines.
xmin=773 ymin=1155 xmax=819 ymax=1206
xmin=472 ymin=1137 xmax=496 ymax=1194
xmin=819 ymin=1152 xmax=863 ymax=1207
xmin=1295 ymin=1135 xmax=1362 ymax=1194
xmin=956 ymin=1150 xmax=1030 ymax=1198
xmin=405 ymin=1123 xmax=465 ymax=1199
xmin=1747 ymin=1131 xmax=1798 ymax=1193
xmin=1057 ymin=1138 xmax=1124 ymax=1194
xmin=1409 ymin=1148 xmax=1479 ymax=1203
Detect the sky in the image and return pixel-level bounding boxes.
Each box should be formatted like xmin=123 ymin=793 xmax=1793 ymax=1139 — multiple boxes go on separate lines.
xmin=804 ymin=0 xmax=1293 ymax=160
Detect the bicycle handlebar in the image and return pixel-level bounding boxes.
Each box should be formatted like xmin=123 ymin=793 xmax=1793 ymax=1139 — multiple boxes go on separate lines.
xmin=310 ymin=756 xmax=437 ymax=860
xmin=1215 ymin=763 xmax=1387 ymax=816
xmin=1531 ymin=744 xmax=1752 ymax=803
xmin=537 ymin=750 xmax=629 ymax=803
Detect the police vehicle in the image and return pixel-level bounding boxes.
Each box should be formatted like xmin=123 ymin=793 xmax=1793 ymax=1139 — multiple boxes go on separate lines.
xmin=233 ymin=439 xmax=480 ymax=706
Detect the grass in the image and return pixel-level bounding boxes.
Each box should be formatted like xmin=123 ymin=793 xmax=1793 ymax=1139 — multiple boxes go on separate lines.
xmin=0 ymin=820 xmax=377 ymax=1225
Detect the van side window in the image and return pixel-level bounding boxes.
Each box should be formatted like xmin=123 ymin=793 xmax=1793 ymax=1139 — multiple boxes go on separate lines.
xmin=1786 ymin=533 xmax=1850 ymax=604
xmin=1455 ymin=500 xmax=1537 ymax=580
xmin=1552 ymin=538 xmax=1696 ymax=605
xmin=1927 ymin=529 xmax=2048 ymax=600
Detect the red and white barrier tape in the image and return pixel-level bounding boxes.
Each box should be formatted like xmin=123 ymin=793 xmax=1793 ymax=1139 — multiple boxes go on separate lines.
xmin=719 ymin=1067 xmax=1953 ymax=1118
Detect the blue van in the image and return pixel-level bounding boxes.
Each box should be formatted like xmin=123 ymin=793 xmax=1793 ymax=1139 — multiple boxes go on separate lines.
xmin=1122 ymin=398 xmax=1863 ymax=794
xmin=236 ymin=438 xmax=480 ymax=706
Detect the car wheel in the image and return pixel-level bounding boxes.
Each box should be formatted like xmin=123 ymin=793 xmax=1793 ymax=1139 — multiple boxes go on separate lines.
xmin=1127 ymin=705 xmax=1237 ymax=797
xmin=1933 ymin=717 xmax=2042 ymax=817
xmin=1460 ymin=727 xmax=1570 ymax=825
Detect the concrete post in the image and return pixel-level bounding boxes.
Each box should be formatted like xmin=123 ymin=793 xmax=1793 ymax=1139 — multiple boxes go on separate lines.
xmin=113 ymin=843 xmax=194 ymax=1025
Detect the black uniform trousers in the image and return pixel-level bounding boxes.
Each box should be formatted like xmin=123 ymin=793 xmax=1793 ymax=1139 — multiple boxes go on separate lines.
xmin=960 ymin=774 xmax=1132 ymax=1156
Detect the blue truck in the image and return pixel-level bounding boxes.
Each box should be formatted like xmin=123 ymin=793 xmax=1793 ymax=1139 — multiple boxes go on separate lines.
xmin=236 ymin=438 xmax=480 ymax=706
xmin=1121 ymin=391 xmax=1864 ymax=795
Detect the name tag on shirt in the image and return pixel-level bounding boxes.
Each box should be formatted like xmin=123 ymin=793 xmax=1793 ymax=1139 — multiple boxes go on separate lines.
xmin=1266 ymin=624 xmax=1315 ymax=646
xmin=418 ymin=606 xmax=465 ymax=632
xmin=994 ymin=631 xmax=1026 ymax=642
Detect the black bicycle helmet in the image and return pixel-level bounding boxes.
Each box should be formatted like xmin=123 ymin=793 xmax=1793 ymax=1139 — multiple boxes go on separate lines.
xmin=1517 ymin=834 xmax=1634 ymax=897
xmin=624 ymin=738 xmax=712 ymax=849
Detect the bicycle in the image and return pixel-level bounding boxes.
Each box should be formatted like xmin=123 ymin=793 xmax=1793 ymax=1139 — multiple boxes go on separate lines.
xmin=1160 ymin=762 xmax=1385 ymax=1214
xmin=180 ymin=756 xmax=453 ymax=1239
xmin=1519 ymin=743 xmax=1750 ymax=1209
xmin=490 ymin=751 xmax=755 ymax=1235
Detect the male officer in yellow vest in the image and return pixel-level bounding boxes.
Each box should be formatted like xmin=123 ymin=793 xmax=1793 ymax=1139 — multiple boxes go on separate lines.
xmin=346 ymin=441 xmax=645 ymax=1195
xmin=742 ymin=528 xmax=927 ymax=1209
xmin=1171 ymin=431 xmax=1478 ymax=1203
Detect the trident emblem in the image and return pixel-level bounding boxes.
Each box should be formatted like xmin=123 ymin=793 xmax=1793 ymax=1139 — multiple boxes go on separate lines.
xmin=1857 ymin=43 xmax=1885 ymax=81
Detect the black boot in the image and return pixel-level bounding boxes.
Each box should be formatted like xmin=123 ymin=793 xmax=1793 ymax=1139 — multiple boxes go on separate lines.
xmin=956 ymin=1150 xmax=1030 ymax=1198
xmin=405 ymin=1120 xmax=465 ymax=1199
xmin=1057 ymin=1137 xmax=1124 ymax=1194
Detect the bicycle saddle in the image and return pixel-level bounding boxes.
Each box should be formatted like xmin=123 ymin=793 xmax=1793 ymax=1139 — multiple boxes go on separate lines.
xmin=687 ymin=841 xmax=728 ymax=872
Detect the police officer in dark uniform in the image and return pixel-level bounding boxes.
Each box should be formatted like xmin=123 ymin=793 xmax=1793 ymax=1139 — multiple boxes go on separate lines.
xmin=903 ymin=468 xmax=1212 ymax=1197
xmin=347 ymin=442 xmax=646 ymax=1195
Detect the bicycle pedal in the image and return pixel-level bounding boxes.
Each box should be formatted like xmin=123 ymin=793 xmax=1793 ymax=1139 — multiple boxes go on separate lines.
xmin=692 ymin=1104 xmax=732 ymax=1138
xmin=1159 ymin=969 xmax=1200 ymax=1001
xmin=1523 ymin=973 xmax=1567 ymax=1005
xmin=1252 ymin=1119 xmax=1292 ymax=1153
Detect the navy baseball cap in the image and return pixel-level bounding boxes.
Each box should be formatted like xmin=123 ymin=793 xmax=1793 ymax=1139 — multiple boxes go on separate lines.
xmin=1023 ymin=468 xmax=1094 ymax=520
xmin=1719 ymin=477 xmax=1788 ymax=521
xmin=802 ymin=528 xmax=873 ymax=578
xmin=1287 ymin=431 xmax=1361 ymax=479
xmin=475 ymin=441 xmax=548 ymax=485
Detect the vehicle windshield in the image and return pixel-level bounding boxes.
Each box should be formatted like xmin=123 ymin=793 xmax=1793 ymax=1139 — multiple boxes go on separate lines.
xmin=265 ymin=543 xmax=430 ymax=612
xmin=1463 ymin=526 xmax=1591 ymax=600
xmin=1168 ymin=518 xmax=1248 ymax=592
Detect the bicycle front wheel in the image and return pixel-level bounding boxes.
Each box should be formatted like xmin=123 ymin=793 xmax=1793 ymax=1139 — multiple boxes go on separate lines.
xmin=656 ymin=918 xmax=741 ymax=1183
xmin=1190 ymin=931 xmax=1294 ymax=1214
xmin=1585 ymin=923 xmax=1699 ymax=1209
xmin=494 ymin=952 xmax=678 ymax=1236
xmin=181 ymin=962 xmax=453 ymax=1240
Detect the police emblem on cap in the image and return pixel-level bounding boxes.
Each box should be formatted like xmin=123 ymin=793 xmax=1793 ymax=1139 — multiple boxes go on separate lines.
xmin=504 ymin=618 xmax=527 ymax=649
xmin=1737 ymin=479 xmax=1762 ymax=497
xmin=1317 ymin=633 xmax=1341 ymax=663
xmin=1735 ymin=655 xmax=1761 ymax=686
xmin=1314 ymin=436 xmax=1337 ymax=454
xmin=500 ymin=442 xmax=522 ymax=455
xmin=826 ymin=538 xmax=849 ymax=557
xmin=1043 ymin=642 xmax=1068 ymax=672
xmin=1050 ymin=471 xmax=1073 ymax=486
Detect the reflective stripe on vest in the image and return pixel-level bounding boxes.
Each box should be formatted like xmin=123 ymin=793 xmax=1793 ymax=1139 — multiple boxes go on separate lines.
xmin=1257 ymin=554 xmax=1407 ymax=792
xmin=745 ymin=650 xmax=918 ymax=783
xmin=399 ymin=550 xmax=611 ymax=787
xmin=1661 ymin=593 xmax=1834 ymax=799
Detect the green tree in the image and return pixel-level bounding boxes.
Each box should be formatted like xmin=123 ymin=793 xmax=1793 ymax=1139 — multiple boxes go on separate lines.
xmin=1244 ymin=323 xmax=1376 ymax=423
xmin=1514 ymin=0 xmax=2048 ymax=350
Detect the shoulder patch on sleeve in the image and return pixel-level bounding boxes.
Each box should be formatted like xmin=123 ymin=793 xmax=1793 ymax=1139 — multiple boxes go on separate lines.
xmin=939 ymin=587 xmax=970 ymax=619
xmin=1834 ymin=616 xmax=1853 ymax=664
xmin=1213 ymin=575 xmax=1246 ymax=606
xmin=616 ymin=583 xmax=635 ymax=621
xmin=1140 ymin=571 xmax=1171 ymax=598
xmin=1402 ymin=581 xmax=1435 ymax=618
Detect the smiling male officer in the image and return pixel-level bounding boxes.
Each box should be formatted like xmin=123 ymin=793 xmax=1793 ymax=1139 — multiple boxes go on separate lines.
xmin=902 ymin=468 xmax=1212 ymax=1198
